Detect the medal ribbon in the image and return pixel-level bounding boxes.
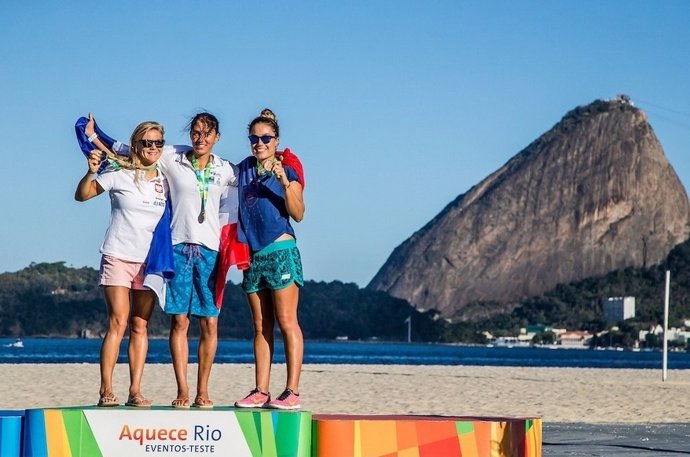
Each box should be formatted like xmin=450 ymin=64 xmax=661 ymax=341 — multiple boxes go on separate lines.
xmin=190 ymin=154 xmax=213 ymax=218
xmin=256 ymin=157 xmax=280 ymax=177
xmin=256 ymin=159 xmax=271 ymax=176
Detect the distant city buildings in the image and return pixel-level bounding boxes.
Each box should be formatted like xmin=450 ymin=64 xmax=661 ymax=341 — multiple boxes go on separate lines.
xmin=558 ymin=330 xmax=593 ymax=348
xmin=639 ymin=324 xmax=690 ymax=346
xmin=602 ymin=296 xmax=636 ymax=322
xmin=483 ymin=326 xmax=594 ymax=348
xmin=479 ymin=293 xmax=690 ymax=349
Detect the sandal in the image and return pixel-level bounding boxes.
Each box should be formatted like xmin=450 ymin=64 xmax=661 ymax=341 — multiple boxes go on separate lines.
xmin=192 ymin=396 xmax=214 ymax=409
xmin=125 ymin=394 xmax=152 ymax=408
xmin=97 ymin=393 xmax=119 ymax=407
xmin=172 ymin=396 xmax=190 ymax=409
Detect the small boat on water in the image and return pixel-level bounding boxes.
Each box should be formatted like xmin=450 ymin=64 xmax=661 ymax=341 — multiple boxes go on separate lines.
xmin=4 ymin=338 xmax=23 ymax=348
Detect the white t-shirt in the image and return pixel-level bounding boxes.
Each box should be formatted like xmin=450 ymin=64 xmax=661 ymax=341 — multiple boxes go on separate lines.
xmin=95 ymin=169 xmax=168 ymax=262
xmin=158 ymin=151 xmax=238 ymax=251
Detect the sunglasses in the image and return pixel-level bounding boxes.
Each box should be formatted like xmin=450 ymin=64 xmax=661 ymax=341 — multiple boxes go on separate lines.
xmin=139 ymin=139 xmax=165 ymax=148
xmin=248 ymin=134 xmax=276 ymax=145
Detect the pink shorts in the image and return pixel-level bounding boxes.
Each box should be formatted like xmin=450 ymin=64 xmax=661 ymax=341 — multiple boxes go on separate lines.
xmin=99 ymin=255 xmax=146 ymax=290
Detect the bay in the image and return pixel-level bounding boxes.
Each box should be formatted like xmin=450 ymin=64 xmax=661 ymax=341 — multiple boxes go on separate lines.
xmin=2 ymin=338 xmax=690 ymax=369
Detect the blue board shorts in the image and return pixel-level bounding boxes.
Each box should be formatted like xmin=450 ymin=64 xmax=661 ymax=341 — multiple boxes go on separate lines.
xmin=242 ymin=239 xmax=304 ymax=294
xmin=165 ymin=243 xmax=219 ymax=318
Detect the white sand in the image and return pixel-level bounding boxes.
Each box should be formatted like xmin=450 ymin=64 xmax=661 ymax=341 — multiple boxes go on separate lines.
xmin=1 ymin=363 xmax=688 ymax=423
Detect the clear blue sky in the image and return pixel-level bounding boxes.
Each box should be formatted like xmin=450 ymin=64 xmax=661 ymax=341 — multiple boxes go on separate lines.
xmin=2 ymin=1 xmax=690 ymax=287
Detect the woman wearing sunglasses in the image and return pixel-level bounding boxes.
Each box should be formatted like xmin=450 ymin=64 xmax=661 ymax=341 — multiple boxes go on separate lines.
xmin=234 ymin=109 xmax=306 ymax=410
xmin=83 ymin=113 xmax=238 ymax=409
xmin=76 ymin=120 xmax=168 ymax=408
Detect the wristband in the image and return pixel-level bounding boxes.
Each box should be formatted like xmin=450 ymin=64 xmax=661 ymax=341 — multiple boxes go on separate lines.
xmin=87 ymin=133 xmax=98 ymax=143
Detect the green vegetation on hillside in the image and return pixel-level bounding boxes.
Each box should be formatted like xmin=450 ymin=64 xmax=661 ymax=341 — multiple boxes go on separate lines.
xmin=3 ymin=237 xmax=690 ymax=344
xmin=0 ymin=263 xmax=443 ymax=341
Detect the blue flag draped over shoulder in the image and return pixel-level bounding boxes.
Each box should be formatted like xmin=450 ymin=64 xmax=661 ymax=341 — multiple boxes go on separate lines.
xmin=142 ymin=200 xmax=175 ymax=308
xmin=75 ymin=116 xmax=174 ymax=308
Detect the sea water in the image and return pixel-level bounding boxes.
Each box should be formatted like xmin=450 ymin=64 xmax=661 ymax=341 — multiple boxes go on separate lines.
xmin=2 ymin=338 xmax=690 ymax=369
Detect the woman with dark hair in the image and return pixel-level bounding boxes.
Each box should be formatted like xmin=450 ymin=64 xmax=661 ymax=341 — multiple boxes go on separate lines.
xmin=234 ymin=109 xmax=306 ymax=410
xmin=162 ymin=113 xmax=238 ymax=409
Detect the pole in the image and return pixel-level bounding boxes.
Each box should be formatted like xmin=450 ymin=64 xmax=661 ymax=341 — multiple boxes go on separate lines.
xmin=407 ymin=315 xmax=411 ymax=343
xmin=662 ymin=270 xmax=670 ymax=382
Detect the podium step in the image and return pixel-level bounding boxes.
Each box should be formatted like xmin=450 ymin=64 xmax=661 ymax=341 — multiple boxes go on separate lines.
xmin=22 ymin=406 xmax=311 ymax=457
xmin=312 ymin=414 xmax=542 ymax=457
xmin=3 ymin=407 xmax=542 ymax=456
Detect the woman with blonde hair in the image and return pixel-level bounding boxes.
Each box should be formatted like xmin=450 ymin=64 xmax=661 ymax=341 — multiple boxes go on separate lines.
xmin=76 ymin=119 xmax=168 ymax=407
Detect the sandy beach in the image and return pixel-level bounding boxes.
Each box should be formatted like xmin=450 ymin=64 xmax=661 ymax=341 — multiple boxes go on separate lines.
xmin=1 ymin=363 xmax=689 ymax=423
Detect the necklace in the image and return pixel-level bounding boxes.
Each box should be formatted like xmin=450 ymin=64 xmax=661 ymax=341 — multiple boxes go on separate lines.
xmin=256 ymin=157 xmax=275 ymax=176
xmin=189 ymin=154 xmax=213 ymax=223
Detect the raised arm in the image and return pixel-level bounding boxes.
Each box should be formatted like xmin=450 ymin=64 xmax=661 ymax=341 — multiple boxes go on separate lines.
xmin=84 ymin=113 xmax=115 ymax=156
xmin=75 ymin=150 xmax=105 ymax=201
xmin=77 ymin=113 xmax=192 ymax=158
xmin=283 ymin=180 xmax=305 ymax=222
xmin=273 ymin=161 xmax=305 ymax=222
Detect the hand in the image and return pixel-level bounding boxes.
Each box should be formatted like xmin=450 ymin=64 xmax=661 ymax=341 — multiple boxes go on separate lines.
xmin=85 ymin=113 xmax=96 ymax=137
xmin=87 ymin=149 xmax=103 ymax=174
xmin=271 ymin=158 xmax=290 ymax=188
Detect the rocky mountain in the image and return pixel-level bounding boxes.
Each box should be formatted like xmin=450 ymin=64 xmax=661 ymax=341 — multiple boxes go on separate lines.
xmin=368 ymin=97 xmax=690 ymax=320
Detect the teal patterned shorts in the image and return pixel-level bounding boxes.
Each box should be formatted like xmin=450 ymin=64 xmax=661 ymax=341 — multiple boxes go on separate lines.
xmin=165 ymin=243 xmax=219 ymax=318
xmin=242 ymin=239 xmax=304 ymax=293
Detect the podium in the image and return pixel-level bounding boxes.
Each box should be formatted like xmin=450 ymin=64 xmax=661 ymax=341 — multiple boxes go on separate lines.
xmin=312 ymin=414 xmax=541 ymax=457
xmin=1 ymin=407 xmax=541 ymax=456
xmin=22 ymin=407 xmax=311 ymax=457
xmin=0 ymin=411 xmax=23 ymax=457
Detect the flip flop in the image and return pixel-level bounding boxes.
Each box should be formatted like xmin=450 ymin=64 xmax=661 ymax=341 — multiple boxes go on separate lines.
xmin=192 ymin=396 xmax=214 ymax=409
xmin=172 ymin=396 xmax=190 ymax=409
xmin=125 ymin=394 xmax=152 ymax=408
xmin=97 ymin=393 xmax=119 ymax=407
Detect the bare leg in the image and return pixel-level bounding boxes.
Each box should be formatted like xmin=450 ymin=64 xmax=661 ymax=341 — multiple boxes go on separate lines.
xmin=247 ymin=290 xmax=275 ymax=393
xmin=195 ymin=316 xmax=218 ymax=405
xmin=169 ymin=314 xmax=190 ymax=405
xmin=100 ymin=286 xmax=131 ymax=399
xmin=273 ymin=283 xmax=303 ymax=392
xmin=128 ymin=289 xmax=155 ymax=399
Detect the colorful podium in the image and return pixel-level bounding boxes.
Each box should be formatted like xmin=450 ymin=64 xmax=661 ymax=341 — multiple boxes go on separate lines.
xmin=0 ymin=411 xmax=24 ymax=457
xmin=2 ymin=407 xmax=542 ymax=456
xmin=22 ymin=407 xmax=311 ymax=457
xmin=312 ymin=414 xmax=541 ymax=457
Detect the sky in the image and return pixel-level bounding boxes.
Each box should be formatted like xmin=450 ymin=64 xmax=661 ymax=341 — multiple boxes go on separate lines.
xmin=1 ymin=1 xmax=690 ymax=287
